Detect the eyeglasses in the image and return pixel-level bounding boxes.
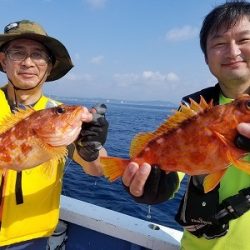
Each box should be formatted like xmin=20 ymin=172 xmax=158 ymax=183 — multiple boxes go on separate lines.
xmin=5 ymin=50 xmax=51 ymax=65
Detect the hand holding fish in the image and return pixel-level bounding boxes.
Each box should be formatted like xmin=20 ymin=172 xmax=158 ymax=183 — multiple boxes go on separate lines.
xmin=237 ymin=123 xmax=250 ymax=139
xmin=75 ymin=104 xmax=109 ymax=162
xmin=122 ymin=162 xmax=151 ymax=197
xmin=235 ymin=123 xmax=250 ymax=151
xmin=122 ymin=162 xmax=179 ymax=204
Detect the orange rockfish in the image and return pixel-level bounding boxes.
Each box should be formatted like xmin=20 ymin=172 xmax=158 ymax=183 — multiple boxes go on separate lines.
xmin=101 ymin=95 xmax=250 ymax=193
xmin=0 ymin=104 xmax=91 ymax=171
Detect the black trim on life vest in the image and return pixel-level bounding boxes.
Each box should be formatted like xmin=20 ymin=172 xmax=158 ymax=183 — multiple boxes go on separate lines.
xmin=0 ymin=175 xmax=5 ymax=206
xmin=15 ymin=172 xmax=23 ymax=205
xmin=181 ymin=83 xmax=220 ymax=105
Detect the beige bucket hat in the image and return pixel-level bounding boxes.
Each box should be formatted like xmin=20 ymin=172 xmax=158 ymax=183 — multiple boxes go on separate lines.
xmin=0 ymin=20 xmax=73 ymax=81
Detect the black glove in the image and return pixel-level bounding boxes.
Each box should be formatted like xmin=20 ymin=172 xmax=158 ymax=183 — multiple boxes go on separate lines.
xmin=235 ymin=134 xmax=250 ymax=151
xmin=76 ymin=103 xmax=109 ymax=162
xmin=125 ymin=164 xmax=179 ymax=205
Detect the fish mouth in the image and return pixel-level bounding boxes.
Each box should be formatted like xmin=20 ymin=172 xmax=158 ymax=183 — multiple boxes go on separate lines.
xmin=66 ymin=107 xmax=84 ymax=126
xmin=65 ymin=126 xmax=81 ymax=137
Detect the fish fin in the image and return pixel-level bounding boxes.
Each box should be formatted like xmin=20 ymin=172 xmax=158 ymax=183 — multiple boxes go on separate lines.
xmin=189 ymin=96 xmax=213 ymax=112
xmin=129 ymin=96 xmax=213 ymax=158
xmin=40 ymin=160 xmax=55 ymax=177
xmin=153 ymin=96 xmax=213 ymax=134
xmin=213 ymin=131 xmax=231 ymax=146
xmin=38 ymin=139 xmax=68 ymax=161
xmin=199 ymin=95 xmax=214 ymax=109
xmin=130 ymin=132 xmax=154 ymax=158
xmin=41 ymin=156 xmax=66 ymax=177
xmin=203 ymin=169 xmax=226 ymax=193
xmin=36 ymin=140 xmax=67 ymax=176
xmin=101 ymin=156 xmax=130 ymax=181
xmin=0 ymin=107 xmax=35 ymax=134
xmin=212 ymin=132 xmax=247 ymax=170
xmin=227 ymin=151 xmax=250 ymax=175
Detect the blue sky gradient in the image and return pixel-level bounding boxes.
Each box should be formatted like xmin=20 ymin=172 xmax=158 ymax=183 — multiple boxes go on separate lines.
xmin=0 ymin=0 xmax=227 ymax=103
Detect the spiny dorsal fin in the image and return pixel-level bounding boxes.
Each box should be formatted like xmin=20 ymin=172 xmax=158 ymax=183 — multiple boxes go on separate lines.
xmin=189 ymin=96 xmax=213 ymax=112
xmin=129 ymin=96 xmax=213 ymax=158
xmin=130 ymin=132 xmax=154 ymax=158
xmin=198 ymin=95 xmax=213 ymax=110
xmin=0 ymin=107 xmax=35 ymax=134
xmin=153 ymin=96 xmax=213 ymax=134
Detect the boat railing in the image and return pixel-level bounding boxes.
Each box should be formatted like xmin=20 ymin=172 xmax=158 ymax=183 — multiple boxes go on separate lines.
xmin=59 ymin=195 xmax=182 ymax=250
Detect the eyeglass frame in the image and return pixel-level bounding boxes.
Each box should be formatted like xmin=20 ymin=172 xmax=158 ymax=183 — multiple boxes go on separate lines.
xmin=4 ymin=49 xmax=52 ymax=66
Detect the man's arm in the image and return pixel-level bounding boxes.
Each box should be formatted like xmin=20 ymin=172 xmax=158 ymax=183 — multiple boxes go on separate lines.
xmin=72 ymin=147 xmax=107 ymax=176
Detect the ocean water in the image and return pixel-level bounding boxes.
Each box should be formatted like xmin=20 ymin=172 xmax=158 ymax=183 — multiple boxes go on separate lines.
xmin=61 ymin=99 xmax=187 ymax=231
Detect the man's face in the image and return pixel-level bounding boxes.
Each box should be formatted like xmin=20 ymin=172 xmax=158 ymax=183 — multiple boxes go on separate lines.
xmin=206 ymin=16 xmax=250 ymax=87
xmin=0 ymin=38 xmax=52 ymax=90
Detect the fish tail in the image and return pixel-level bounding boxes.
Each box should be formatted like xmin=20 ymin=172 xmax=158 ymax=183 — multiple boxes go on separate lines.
xmin=101 ymin=156 xmax=130 ymax=181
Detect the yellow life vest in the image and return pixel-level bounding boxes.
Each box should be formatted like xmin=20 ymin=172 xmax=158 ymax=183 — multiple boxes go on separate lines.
xmin=0 ymin=89 xmax=64 ymax=246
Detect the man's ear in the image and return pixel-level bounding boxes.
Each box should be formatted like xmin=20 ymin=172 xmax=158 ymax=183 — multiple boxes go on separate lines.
xmin=0 ymin=52 xmax=7 ymax=72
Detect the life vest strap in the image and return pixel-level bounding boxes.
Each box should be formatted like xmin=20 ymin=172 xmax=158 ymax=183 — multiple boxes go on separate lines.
xmin=176 ymin=180 xmax=250 ymax=239
xmin=15 ymin=172 xmax=23 ymax=205
xmin=215 ymin=187 xmax=250 ymax=224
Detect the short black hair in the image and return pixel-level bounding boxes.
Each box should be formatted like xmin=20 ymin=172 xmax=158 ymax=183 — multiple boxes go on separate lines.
xmin=200 ymin=0 xmax=250 ymax=58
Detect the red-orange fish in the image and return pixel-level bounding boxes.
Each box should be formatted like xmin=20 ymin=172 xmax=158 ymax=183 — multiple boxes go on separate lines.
xmin=101 ymin=95 xmax=250 ymax=193
xmin=0 ymin=104 xmax=91 ymax=171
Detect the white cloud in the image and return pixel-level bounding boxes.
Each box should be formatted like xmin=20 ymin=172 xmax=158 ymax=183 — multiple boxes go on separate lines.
xmin=166 ymin=72 xmax=179 ymax=81
xmin=165 ymin=25 xmax=198 ymax=41
xmin=142 ymin=71 xmax=179 ymax=82
xmin=90 ymin=55 xmax=104 ymax=64
xmin=113 ymin=70 xmax=179 ymax=87
xmin=113 ymin=73 xmax=139 ymax=87
xmin=65 ymin=73 xmax=93 ymax=81
xmin=85 ymin=0 xmax=107 ymax=9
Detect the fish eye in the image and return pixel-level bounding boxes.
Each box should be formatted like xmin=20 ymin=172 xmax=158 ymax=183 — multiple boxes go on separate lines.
xmin=246 ymin=101 xmax=250 ymax=109
xmin=56 ymin=107 xmax=65 ymax=114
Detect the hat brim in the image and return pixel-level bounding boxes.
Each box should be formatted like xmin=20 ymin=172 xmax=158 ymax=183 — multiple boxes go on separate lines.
xmin=0 ymin=33 xmax=73 ymax=81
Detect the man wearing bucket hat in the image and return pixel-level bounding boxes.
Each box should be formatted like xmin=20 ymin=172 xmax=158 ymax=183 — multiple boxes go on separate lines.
xmin=0 ymin=20 xmax=108 ymax=249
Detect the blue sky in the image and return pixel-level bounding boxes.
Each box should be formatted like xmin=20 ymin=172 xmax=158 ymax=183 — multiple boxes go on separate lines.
xmin=0 ymin=0 xmax=227 ymax=104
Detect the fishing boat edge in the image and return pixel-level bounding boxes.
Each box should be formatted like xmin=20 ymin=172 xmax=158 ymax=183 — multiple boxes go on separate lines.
xmin=52 ymin=195 xmax=182 ymax=250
